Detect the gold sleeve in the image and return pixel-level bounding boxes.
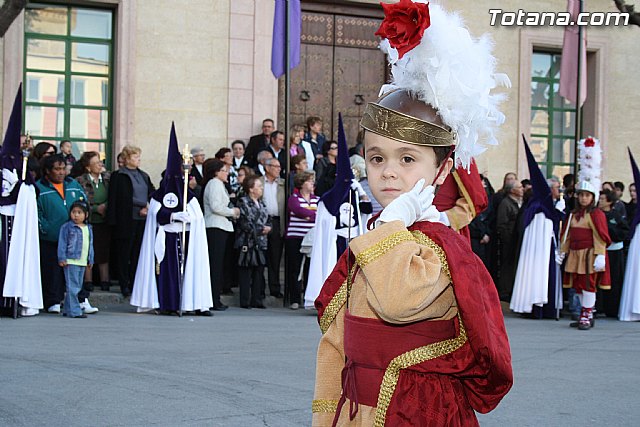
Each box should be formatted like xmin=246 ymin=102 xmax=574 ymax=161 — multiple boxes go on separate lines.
xmin=445 ymin=196 xmax=474 ymax=232
xmin=312 ymin=309 xmax=345 ymax=426
xmin=348 ymin=221 xmax=456 ymax=324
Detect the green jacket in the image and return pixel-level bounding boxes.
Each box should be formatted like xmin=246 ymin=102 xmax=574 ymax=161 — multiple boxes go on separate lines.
xmin=36 ymin=177 xmax=87 ymax=242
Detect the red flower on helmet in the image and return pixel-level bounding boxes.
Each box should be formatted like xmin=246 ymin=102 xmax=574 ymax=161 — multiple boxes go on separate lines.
xmin=375 ymin=0 xmax=431 ymax=59
xmin=584 ymin=137 xmax=595 ymax=147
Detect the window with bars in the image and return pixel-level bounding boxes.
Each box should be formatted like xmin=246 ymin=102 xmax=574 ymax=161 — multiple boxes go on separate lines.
xmin=23 ymin=3 xmax=114 ymax=165
xmin=530 ymin=51 xmax=577 ymax=179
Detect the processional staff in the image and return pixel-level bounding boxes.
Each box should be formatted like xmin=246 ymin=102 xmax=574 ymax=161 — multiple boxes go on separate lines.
xmin=178 ymin=144 xmax=191 ymax=317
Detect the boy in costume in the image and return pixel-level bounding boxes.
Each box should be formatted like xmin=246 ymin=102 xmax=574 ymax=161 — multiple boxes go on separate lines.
xmin=559 ymin=137 xmax=611 ymax=330
xmin=312 ymin=2 xmax=512 ymax=425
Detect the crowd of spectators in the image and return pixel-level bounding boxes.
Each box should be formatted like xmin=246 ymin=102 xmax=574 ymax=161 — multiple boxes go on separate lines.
xmin=13 ymin=115 xmax=374 ymax=316
xmin=470 ymin=170 xmax=637 ymax=320
xmin=15 ymin=119 xmax=635 ymax=319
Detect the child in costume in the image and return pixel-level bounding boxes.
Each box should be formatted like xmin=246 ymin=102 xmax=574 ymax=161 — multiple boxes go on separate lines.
xmin=312 ymin=2 xmax=512 ymax=425
xmin=560 ymin=138 xmax=611 ymax=330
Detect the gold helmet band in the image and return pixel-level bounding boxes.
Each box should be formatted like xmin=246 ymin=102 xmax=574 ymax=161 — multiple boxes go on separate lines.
xmin=360 ymin=102 xmax=457 ymax=147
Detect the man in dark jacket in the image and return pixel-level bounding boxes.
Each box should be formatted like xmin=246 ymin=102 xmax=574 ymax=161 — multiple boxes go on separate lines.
xmin=496 ymin=181 xmax=524 ymax=301
xmin=36 ymin=155 xmax=87 ymax=313
xmin=245 ymin=119 xmax=274 ymax=169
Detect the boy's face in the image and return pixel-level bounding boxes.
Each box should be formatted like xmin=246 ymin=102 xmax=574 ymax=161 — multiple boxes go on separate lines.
xmin=364 ymin=132 xmax=452 ymax=208
xmin=70 ymin=207 xmax=86 ymax=224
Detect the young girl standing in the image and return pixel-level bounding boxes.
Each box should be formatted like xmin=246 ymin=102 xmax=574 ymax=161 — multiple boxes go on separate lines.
xmin=58 ymin=201 xmax=94 ymax=318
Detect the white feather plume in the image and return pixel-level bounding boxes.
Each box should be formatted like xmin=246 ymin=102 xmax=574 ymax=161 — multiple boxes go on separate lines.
xmin=578 ymin=137 xmax=602 ymax=192
xmin=377 ymin=3 xmax=510 ymax=170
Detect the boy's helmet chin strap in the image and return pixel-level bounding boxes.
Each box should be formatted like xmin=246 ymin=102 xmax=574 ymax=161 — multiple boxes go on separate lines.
xmin=431 ymin=146 xmax=455 ymax=187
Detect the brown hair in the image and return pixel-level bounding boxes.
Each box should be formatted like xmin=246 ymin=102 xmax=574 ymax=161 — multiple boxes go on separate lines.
xmin=291 ymin=154 xmax=306 ymax=169
xmin=294 ymin=171 xmax=315 ymax=190
xmin=215 ymin=147 xmax=231 ymax=159
xmin=120 ymin=145 xmax=142 ymax=161
xmin=242 ymin=174 xmax=261 ymax=195
xmin=306 ymin=116 xmax=322 ymax=129
xmin=201 ymin=158 xmax=226 ymax=191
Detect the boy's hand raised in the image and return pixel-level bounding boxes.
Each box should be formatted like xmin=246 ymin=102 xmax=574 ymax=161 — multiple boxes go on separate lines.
xmin=377 ymin=179 xmax=439 ymax=228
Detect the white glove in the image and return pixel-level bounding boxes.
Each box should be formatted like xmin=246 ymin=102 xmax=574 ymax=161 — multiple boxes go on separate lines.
xmin=555 ymin=250 xmax=566 ymax=265
xmin=350 ymin=179 xmax=366 ymax=198
xmin=171 ymin=211 xmax=192 ymax=223
xmin=2 ymin=168 xmax=18 ymax=197
xmin=555 ymin=198 xmax=566 ymax=213
xmin=593 ymin=254 xmax=606 ymax=272
xmin=377 ymin=179 xmax=436 ymax=228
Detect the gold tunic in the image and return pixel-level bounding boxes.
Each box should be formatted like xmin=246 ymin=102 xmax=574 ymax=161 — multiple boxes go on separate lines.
xmin=560 ymin=212 xmax=607 ymax=275
xmin=312 ymin=221 xmax=458 ymax=426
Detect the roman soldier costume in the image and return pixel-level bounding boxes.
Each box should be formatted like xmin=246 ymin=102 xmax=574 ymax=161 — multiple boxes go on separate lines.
xmin=560 ymin=137 xmax=611 ymax=330
xmin=312 ymin=1 xmax=512 ymax=425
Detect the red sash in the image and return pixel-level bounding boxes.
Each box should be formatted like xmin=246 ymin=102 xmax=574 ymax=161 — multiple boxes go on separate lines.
xmin=569 ymin=227 xmax=594 ymax=250
xmin=342 ymin=312 xmax=457 ymax=407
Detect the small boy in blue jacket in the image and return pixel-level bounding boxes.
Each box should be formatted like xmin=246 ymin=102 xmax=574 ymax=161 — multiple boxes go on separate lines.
xmin=58 ymin=201 xmax=94 ymax=318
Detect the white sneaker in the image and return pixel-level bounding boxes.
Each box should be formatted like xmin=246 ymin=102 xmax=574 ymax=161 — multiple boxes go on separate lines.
xmin=80 ymin=300 xmax=99 ymax=314
xmin=21 ymin=307 xmax=39 ymax=317
xmin=290 ymin=303 xmax=299 ymax=310
xmin=47 ymin=304 xmax=61 ymax=313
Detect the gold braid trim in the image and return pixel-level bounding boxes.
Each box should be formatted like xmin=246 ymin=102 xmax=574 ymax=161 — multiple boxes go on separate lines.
xmin=312 ymin=399 xmax=339 ymax=413
xmin=371 ymin=231 xmax=458 ymax=427
xmin=355 ymin=230 xmax=414 ymax=268
xmin=319 ymin=264 xmax=357 ymax=334
xmin=373 ymin=314 xmax=467 ymax=427
xmin=410 ymin=231 xmax=452 ymax=280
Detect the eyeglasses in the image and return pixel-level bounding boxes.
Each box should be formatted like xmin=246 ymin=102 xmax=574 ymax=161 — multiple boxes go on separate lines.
xmin=46 ymin=150 xmax=55 ymax=154
xmin=268 ymin=165 xmax=282 ymax=169
xmin=329 ymin=146 xmax=338 ymax=150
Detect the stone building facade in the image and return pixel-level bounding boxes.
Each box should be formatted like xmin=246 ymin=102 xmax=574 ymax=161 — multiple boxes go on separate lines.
xmin=1 ymin=0 xmax=639 ymax=189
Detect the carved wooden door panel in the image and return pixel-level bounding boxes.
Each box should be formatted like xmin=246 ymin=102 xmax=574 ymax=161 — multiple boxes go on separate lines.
xmin=279 ymin=11 xmax=385 ymax=147
xmin=286 ymin=42 xmax=334 ymax=134
xmin=279 ymin=12 xmax=334 ymax=134
xmin=332 ymin=16 xmax=385 ymax=144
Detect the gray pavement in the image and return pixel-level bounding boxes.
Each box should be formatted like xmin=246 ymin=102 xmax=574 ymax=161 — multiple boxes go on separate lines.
xmin=1 ymin=303 xmax=639 ymax=427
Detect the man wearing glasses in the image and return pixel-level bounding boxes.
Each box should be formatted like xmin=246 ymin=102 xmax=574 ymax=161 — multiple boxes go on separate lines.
xmin=261 ymin=158 xmax=286 ymax=299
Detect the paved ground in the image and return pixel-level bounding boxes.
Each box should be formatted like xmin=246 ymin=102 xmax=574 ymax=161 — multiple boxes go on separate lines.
xmin=1 ymin=302 xmax=639 ymax=427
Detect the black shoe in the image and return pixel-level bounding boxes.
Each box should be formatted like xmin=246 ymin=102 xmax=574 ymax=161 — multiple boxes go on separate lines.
xmin=100 ymin=282 xmax=111 ymax=292
xmin=240 ymin=305 xmax=251 ymax=309
xmin=211 ymin=305 xmax=228 ymax=311
xmin=84 ymin=282 xmax=94 ymax=292
xmin=570 ymin=318 xmax=594 ymax=328
xmin=251 ymin=303 xmax=266 ymax=309
xmin=271 ymin=292 xmax=283 ymax=298
xmin=71 ymin=314 xmax=88 ymax=318
xmin=121 ymin=288 xmax=132 ymax=297
xmin=196 ymin=310 xmax=213 ymax=316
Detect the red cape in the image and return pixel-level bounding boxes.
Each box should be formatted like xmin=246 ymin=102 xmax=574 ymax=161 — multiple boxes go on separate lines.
xmin=316 ymin=221 xmax=513 ymax=414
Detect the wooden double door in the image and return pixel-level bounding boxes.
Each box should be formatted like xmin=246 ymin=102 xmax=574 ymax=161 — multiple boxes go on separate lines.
xmin=279 ymin=11 xmax=387 ymax=146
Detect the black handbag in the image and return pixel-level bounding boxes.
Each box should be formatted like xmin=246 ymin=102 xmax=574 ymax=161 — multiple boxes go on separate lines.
xmin=237 ymin=244 xmax=265 ymax=267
